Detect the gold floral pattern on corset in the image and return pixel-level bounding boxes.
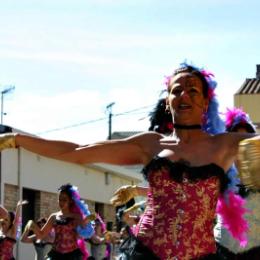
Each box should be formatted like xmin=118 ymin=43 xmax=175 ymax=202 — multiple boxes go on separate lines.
xmin=136 ymin=164 xmax=221 ymax=259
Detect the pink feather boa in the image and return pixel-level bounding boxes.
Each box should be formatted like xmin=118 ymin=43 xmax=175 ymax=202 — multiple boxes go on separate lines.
xmin=77 ymin=239 xmax=89 ymax=260
xmin=216 ymin=191 xmax=250 ymax=247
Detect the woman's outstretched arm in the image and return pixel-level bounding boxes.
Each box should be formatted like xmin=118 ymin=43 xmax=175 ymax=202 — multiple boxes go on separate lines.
xmin=20 ymin=225 xmax=36 ymax=243
xmin=29 ymin=214 xmax=55 ymax=240
xmin=16 ymin=134 xmax=80 ymax=157
xmin=55 ymin=132 xmax=163 ymax=165
xmin=12 ymin=132 xmax=163 ymax=166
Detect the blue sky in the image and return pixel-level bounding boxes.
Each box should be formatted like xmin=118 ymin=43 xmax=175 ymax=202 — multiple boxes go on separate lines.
xmin=1 ymin=0 xmax=260 ymax=143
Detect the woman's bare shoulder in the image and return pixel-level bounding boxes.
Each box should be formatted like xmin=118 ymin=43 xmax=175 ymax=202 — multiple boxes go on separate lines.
xmin=48 ymin=212 xmax=58 ymax=221
xmin=213 ymin=132 xmax=257 ymax=144
xmin=124 ymin=131 xmax=164 ymax=142
xmin=125 ymin=131 xmax=164 ymax=163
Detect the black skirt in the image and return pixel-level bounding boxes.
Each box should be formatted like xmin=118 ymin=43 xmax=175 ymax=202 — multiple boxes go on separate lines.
xmin=193 ymin=253 xmax=224 ymax=260
xmin=119 ymin=235 xmax=223 ymax=260
xmin=216 ymin=243 xmax=236 ymax=260
xmin=46 ymin=248 xmax=83 ymax=260
xmin=119 ymin=235 xmax=160 ymax=260
xmin=236 ymin=245 xmax=260 ymax=260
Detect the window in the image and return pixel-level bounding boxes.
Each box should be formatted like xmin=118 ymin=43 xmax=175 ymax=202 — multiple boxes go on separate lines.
xmin=22 ymin=188 xmax=37 ymax=230
xmin=105 ymin=172 xmax=111 ymax=185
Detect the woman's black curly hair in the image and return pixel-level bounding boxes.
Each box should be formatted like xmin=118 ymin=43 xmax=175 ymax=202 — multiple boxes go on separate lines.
xmin=58 ymin=183 xmax=74 ymax=198
xmin=148 ymin=98 xmax=173 ymax=135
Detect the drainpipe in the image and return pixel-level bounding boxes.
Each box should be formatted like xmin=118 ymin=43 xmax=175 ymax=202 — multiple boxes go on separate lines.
xmin=0 ymin=152 xmax=3 ymax=205
xmin=16 ymin=148 xmax=22 ymax=259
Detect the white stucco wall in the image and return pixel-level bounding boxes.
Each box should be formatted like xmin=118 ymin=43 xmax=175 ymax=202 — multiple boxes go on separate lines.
xmin=1 ymin=148 xmax=142 ymax=203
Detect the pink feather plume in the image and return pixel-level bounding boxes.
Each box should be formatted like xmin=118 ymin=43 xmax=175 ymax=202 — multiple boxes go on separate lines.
xmin=216 ymin=191 xmax=250 ymax=247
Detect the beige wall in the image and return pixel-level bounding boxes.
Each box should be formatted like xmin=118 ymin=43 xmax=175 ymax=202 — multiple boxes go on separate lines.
xmin=234 ymin=94 xmax=260 ymax=124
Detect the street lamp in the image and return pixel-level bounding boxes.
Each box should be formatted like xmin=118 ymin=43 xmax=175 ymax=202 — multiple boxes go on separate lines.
xmin=1 ymin=86 xmax=15 ymax=125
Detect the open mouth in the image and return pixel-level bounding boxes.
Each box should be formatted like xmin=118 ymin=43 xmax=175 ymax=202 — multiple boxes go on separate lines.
xmin=178 ymin=104 xmax=192 ymax=111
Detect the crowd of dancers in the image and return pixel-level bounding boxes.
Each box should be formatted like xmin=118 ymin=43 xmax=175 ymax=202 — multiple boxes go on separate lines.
xmin=1 ymin=62 xmax=260 ymax=259
xmin=0 ymin=183 xmax=137 ymax=260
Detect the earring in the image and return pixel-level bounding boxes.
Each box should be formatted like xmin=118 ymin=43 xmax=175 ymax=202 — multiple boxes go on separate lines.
xmin=202 ymin=107 xmax=208 ymax=125
xmin=165 ymin=105 xmax=170 ymax=114
xmin=203 ymin=106 xmax=208 ymax=114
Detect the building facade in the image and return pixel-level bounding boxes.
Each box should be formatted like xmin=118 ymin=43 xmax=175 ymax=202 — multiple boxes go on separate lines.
xmin=0 ymin=134 xmax=143 ymax=259
xmin=234 ymin=64 xmax=260 ymax=131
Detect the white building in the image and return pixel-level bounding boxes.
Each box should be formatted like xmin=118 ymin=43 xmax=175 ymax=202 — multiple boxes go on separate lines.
xmin=0 ymin=126 xmax=143 ymax=260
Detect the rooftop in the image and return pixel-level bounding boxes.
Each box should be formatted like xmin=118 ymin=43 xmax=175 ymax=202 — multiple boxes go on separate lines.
xmin=235 ymin=64 xmax=260 ymax=95
xmin=235 ymin=78 xmax=260 ymax=95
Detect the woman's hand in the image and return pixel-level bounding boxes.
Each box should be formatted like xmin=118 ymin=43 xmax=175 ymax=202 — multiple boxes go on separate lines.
xmin=26 ymin=220 xmax=36 ymax=231
xmin=238 ymin=137 xmax=260 ymax=189
xmin=82 ymin=213 xmax=96 ymax=225
xmin=17 ymin=200 xmax=28 ymax=207
xmin=104 ymin=231 xmax=113 ymax=243
xmin=110 ymin=185 xmax=137 ymax=206
xmin=123 ymin=200 xmax=146 ymax=214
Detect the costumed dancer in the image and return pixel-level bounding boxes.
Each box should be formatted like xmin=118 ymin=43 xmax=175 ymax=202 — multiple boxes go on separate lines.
xmin=148 ymin=98 xmax=174 ymax=134
xmin=215 ymin=107 xmax=260 ymax=260
xmin=21 ymin=217 xmax=54 ymax=260
xmin=88 ymin=214 xmax=108 ymax=260
xmin=25 ymin=184 xmax=94 ymax=260
xmin=0 ymin=200 xmax=28 ymax=260
xmin=1 ymin=63 xmax=260 ymax=259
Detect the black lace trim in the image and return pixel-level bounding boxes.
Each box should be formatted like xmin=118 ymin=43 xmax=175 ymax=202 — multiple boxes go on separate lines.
xmin=0 ymin=236 xmax=16 ymax=243
xmin=142 ymin=156 xmax=229 ymax=193
xmin=34 ymin=241 xmax=53 ymax=247
xmin=55 ymin=217 xmax=73 ymax=225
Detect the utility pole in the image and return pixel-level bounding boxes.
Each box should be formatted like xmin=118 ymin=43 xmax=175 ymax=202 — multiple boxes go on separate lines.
xmin=106 ymin=102 xmax=115 ymax=140
xmin=1 ymin=86 xmax=15 ymax=124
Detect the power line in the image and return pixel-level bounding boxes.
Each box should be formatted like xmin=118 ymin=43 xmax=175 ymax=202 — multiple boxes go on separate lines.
xmin=37 ymin=116 xmax=107 ymax=134
xmin=114 ymin=104 xmax=154 ymax=117
xmin=37 ymin=103 xmax=155 ymax=135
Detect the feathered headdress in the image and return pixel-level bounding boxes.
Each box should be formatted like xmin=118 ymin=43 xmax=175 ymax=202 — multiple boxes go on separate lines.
xmin=69 ymin=185 xmax=94 ymax=238
xmin=225 ymin=107 xmax=256 ymax=133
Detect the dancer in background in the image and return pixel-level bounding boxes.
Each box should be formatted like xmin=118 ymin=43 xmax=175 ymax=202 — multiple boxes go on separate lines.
xmin=25 ymin=184 xmax=94 ymax=260
xmin=88 ymin=215 xmax=108 ymax=260
xmin=0 ymin=200 xmax=28 ymax=260
xmin=1 ymin=63 xmax=260 ymax=259
xmin=21 ymin=217 xmax=55 ymax=260
xmin=215 ymin=107 xmax=260 ymax=260
xmin=148 ymin=97 xmax=173 ymax=134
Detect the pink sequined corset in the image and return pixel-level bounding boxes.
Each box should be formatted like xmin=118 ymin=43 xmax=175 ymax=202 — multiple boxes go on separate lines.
xmin=0 ymin=236 xmax=16 ymax=260
xmin=53 ymin=217 xmax=78 ymax=253
xmin=135 ymin=157 xmax=228 ymax=260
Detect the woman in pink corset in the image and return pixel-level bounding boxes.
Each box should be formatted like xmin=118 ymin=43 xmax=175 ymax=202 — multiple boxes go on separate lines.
xmin=25 ymin=184 xmax=94 ymax=260
xmin=0 ymin=201 xmax=28 ymax=260
xmin=1 ymin=63 xmax=260 ymax=259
